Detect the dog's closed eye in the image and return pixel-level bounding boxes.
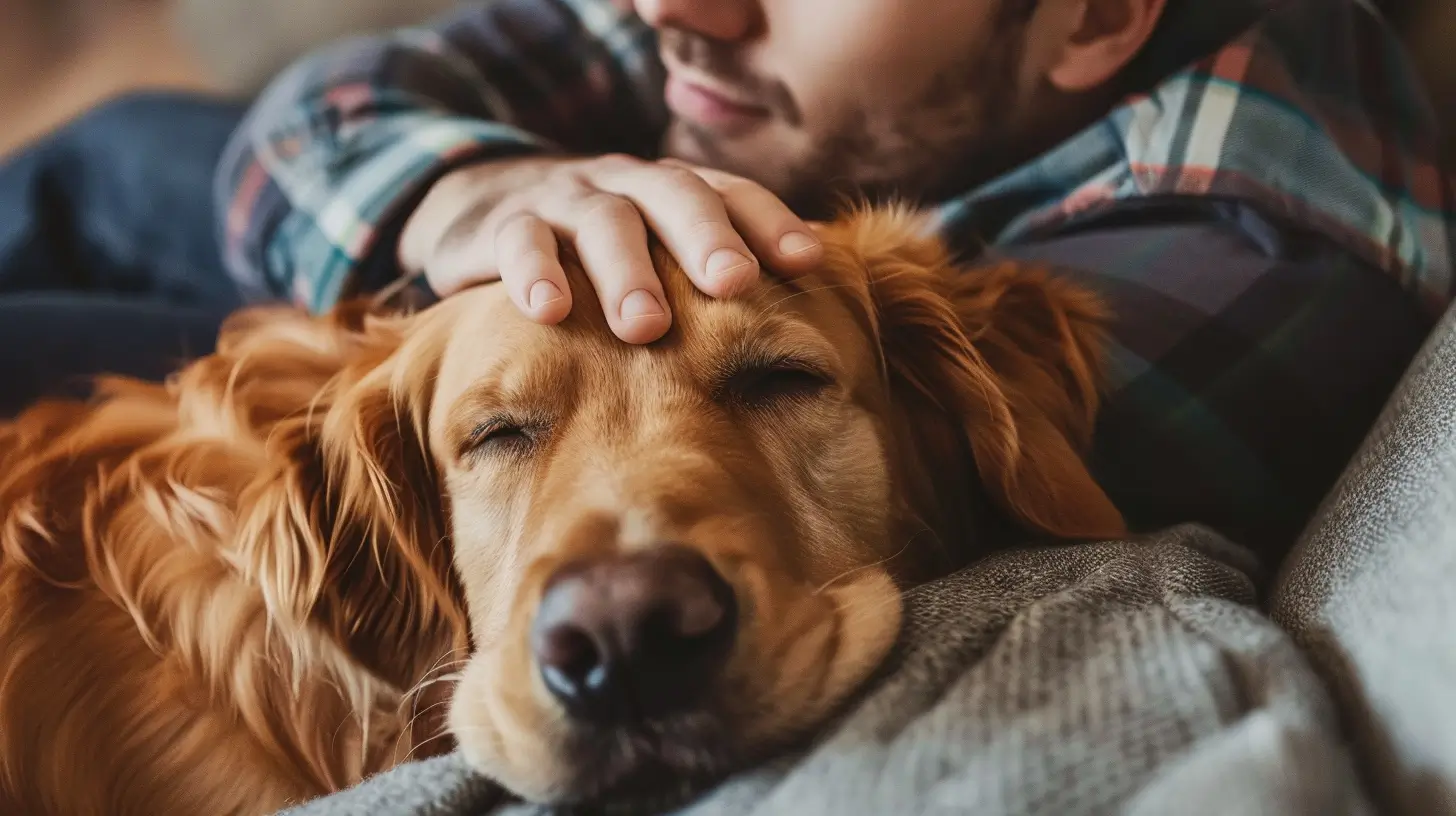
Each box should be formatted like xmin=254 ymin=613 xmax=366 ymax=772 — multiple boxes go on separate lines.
xmin=718 ymin=358 xmax=833 ymax=409
xmin=465 ymin=417 xmax=542 ymax=458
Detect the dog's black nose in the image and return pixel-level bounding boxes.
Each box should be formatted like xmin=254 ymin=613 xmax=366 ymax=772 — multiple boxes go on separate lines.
xmin=531 ymin=545 xmax=737 ymax=723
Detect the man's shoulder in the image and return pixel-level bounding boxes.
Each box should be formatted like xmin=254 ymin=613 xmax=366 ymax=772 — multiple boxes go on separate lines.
xmin=946 ymin=0 xmax=1456 ymax=320
xmin=986 ymin=200 xmax=1432 ymax=339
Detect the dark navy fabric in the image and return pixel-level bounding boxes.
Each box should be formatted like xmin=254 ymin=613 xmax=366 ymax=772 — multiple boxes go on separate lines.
xmin=0 ymin=92 xmax=249 ymax=415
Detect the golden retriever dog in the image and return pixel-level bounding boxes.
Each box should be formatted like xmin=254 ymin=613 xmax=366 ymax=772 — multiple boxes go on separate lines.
xmin=0 ymin=206 xmax=1124 ymax=815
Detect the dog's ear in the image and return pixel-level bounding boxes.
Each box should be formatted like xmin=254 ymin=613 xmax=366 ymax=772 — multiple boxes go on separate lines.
xmin=935 ymin=260 xmax=1125 ymax=539
xmin=822 ymin=207 xmax=1125 ymax=541
xmin=232 ymin=306 xmax=465 ymax=690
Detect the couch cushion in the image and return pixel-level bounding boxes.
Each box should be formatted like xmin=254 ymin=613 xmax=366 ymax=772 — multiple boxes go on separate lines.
xmin=1273 ymin=303 xmax=1456 ymax=813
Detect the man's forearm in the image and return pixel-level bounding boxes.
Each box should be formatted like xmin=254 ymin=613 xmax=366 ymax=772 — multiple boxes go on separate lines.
xmin=213 ymin=0 xmax=666 ymax=314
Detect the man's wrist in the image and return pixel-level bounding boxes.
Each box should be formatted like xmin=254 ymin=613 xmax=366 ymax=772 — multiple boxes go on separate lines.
xmin=398 ymin=155 xmax=572 ymax=275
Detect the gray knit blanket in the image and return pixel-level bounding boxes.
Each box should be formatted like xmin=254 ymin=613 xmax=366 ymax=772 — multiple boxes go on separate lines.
xmin=280 ymin=524 xmax=1369 ymax=816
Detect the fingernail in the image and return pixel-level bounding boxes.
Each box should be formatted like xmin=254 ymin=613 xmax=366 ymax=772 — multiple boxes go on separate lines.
xmin=527 ymin=279 xmax=564 ymax=310
xmin=706 ymin=247 xmax=755 ymax=279
xmin=620 ymin=289 xmax=665 ymax=321
xmin=778 ymin=231 xmax=820 ymax=256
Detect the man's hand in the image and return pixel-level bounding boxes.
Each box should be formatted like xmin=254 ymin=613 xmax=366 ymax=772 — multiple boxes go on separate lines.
xmin=399 ymin=154 xmax=824 ymax=344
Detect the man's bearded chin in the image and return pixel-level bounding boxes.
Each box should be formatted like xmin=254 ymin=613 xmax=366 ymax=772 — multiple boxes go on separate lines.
xmin=678 ymin=127 xmax=1025 ymax=229
xmin=660 ymin=65 xmax=1026 ymax=222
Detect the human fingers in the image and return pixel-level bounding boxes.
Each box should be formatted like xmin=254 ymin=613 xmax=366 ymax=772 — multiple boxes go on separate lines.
xmin=491 ymin=211 xmax=572 ymax=324
xmin=664 ymin=160 xmax=823 ymax=275
xmin=541 ymin=190 xmax=671 ymax=344
xmin=593 ymin=161 xmax=761 ymax=298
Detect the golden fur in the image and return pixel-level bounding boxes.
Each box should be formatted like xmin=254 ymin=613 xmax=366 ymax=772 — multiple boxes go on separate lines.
xmin=0 ymin=207 xmax=1123 ymax=814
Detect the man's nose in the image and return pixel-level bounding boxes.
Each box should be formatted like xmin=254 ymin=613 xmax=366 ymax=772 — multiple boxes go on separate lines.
xmin=632 ymin=0 xmax=759 ymax=43
xmin=530 ymin=544 xmax=738 ymax=723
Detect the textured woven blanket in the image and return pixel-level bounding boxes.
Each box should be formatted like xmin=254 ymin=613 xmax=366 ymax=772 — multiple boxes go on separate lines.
xmin=280 ymin=524 xmax=1371 ymax=815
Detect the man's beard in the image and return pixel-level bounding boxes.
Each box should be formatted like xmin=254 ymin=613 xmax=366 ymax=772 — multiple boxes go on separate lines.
xmin=658 ymin=25 xmax=1030 ymax=221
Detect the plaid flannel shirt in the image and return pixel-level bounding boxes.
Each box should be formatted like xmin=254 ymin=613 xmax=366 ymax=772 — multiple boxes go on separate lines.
xmin=216 ymin=0 xmax=1456 ymax=552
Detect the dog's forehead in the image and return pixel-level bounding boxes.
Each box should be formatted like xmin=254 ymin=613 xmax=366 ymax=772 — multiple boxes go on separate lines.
xmin=431 ymin=283 xmax=554 ymax=386
xmin=428 ymin=266 xmax=871 ymax=416
xmin=444 ymin=264 xmax=856 ymax=346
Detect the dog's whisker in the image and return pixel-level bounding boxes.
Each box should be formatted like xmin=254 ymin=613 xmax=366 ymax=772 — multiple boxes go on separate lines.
xmin=413 ymin=657 xmax=471 ymax=684
xmin=391 ymin=654 xmax=469 ymax=756
xmin=398 ymin=664 xmax=469 ymax=714
xmin=398 ymin=696 xmax=462 ymax=762
xmin=749 ymin=282 xmax=859 ymax=327
xmin=414 ymin=647 xmax=470 ymax=682
xmin=834 ymin=586 xmax=911 ymax=619
xmin=403 ymin=671 xmax=465 ymax=701
xmin=426 ymin=532 xmax=451 ymax=567
xmin=812 ymin=529 xmax=924 ymax=595
xmin=400 ymin=722 xmax=459 ymax=766
xmin=393 ymin=671 xmax=465 ymax=758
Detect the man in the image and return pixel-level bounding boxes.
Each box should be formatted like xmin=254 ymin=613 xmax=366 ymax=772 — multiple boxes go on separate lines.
xmin=0 ymin=0 xmax=1441 ymax=559
xmin=214 ymin=0 xmax=1455 ymax=556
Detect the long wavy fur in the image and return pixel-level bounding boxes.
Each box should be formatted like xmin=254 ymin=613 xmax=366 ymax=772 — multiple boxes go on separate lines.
xmin=0 ymin=301 xmax=464 ymax=815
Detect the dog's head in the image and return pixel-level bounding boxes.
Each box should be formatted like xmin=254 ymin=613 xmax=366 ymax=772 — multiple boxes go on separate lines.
xmin=241 ymin=206 xmax=1123 ymax=803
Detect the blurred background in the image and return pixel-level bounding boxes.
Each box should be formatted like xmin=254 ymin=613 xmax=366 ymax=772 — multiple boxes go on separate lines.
xmin=0 ymin=0 xmax=1451 ymax=160
xmin=0 ymin=0 xmax=453 ymax=157
xmin=172 ymin=0 xmax=458 ymax=94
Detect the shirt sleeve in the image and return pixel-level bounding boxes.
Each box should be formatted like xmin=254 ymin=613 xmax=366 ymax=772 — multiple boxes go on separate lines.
xmin=213 ymin=0 xmax=667 ymax=313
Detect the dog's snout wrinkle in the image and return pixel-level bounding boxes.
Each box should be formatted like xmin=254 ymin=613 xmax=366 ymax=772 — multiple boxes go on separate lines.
xmin=530 ymin=545 xmax=738 ymax=725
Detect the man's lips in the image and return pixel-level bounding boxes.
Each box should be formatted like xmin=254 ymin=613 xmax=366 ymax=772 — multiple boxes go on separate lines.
xmin=664 ymin=72 xmax=771 ymax=134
